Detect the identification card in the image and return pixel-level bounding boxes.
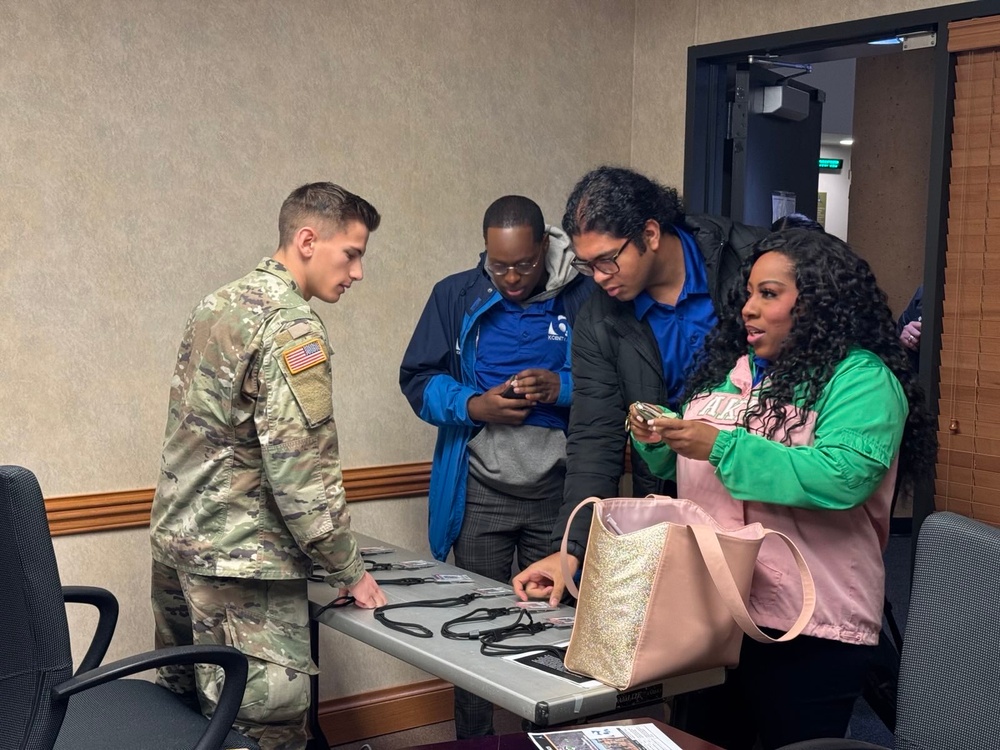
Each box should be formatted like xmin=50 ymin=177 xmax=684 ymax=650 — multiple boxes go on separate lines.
xmin=433 ymin=574 xmax=473 ymax=583
xmin=473 ymin=586 xmax=513 ymax=598
xmin=514 ymin=601 xmax=558 ymax=611
xmin=360 ymin=546 xmax=395 ymax=555
xmin=546 ymin=616 xmax=575 ymax=628
xmin=399 ymin=560 xmax=436 ymax=569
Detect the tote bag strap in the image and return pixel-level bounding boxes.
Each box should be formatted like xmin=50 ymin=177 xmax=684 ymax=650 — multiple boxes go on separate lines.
xmin=690 ymin=525 xmax=816 ymax=644
xmin=560 ymin=497 xmax=601 ymax=599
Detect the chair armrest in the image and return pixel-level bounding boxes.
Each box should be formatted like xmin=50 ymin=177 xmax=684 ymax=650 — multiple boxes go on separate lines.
xmin=53 ymin=644 xmax=249 ymax=750
xmin=63 ymin=585 xmax=119 ymax=674
xmin=777 ymin=740 xmax=888 ymax=750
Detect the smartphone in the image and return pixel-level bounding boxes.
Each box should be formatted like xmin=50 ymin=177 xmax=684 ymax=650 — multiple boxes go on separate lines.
xmin=501 ymin=379 xmax=527 ymax=399
xmin=633 ymin=402 xmax=665 ymax=421
xmin=633 ymin=402 xmax=677 ymax=422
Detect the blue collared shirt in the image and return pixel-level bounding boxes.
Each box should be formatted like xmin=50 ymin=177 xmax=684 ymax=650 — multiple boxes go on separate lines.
xmin=751 ymin=355 xmax=771 ymax=387
xmin=475 ymin=295 xmax=570 ymax=431
xmin=633 ymin=227 xmax=717 ymax=409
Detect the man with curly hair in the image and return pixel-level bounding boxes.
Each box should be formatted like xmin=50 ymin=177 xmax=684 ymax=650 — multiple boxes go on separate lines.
xmin=513 ymin=165 xmax=767 ymax=603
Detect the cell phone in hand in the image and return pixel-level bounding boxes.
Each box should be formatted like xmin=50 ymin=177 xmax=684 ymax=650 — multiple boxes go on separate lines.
xmin=501 ymin=379 xmax=527 ymax=399
xmin=634 ymin=402 xmax=677 ymax=422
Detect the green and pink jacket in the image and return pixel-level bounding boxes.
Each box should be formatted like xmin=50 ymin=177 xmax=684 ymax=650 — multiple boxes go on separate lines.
xmin=632 ymin=348 xmax=907 ymax=646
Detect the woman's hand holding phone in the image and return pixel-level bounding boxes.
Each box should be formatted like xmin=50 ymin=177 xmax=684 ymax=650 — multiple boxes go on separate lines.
xmin=627 ymin=401 xmax=678 ymax=444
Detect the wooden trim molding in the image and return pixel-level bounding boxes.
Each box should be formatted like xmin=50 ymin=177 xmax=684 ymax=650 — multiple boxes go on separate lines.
xmin=44 ymin=461 xmax=432 ymax=537
xmin=949 ymin=16 xmax=1000 ymax=53
xmin=316 ymin=678 xmax=454 ymax=745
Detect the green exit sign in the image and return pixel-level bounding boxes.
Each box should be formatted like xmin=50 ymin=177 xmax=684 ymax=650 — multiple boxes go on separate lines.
xmin=819 ymin=158 xmax=844 ymax=170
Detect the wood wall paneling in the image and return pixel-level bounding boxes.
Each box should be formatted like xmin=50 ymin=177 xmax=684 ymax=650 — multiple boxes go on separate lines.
xmin=316 ymin=679 xmax=454 ymax=746
xmin=44 ymin=462 xmax=432 ymax=536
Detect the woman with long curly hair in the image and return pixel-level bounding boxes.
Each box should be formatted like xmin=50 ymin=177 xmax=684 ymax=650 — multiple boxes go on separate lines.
xmin=628 ymin=228 xmax=936 ymax=749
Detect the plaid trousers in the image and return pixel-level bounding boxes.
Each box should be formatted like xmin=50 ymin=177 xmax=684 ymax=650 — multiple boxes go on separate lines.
xmin=450 ymin=473 xmax=563 ymax=738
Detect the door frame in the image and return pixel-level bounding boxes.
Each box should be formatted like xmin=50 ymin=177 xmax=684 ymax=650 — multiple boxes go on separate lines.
xmin=683 ymin=1 xmax=1000 ymax=556
xmin=725 ymin=64 xmax=825 ymax=225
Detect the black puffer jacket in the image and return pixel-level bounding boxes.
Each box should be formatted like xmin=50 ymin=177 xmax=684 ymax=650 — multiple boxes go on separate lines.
xmin=552 ymin=214 xmax=767 ymax=559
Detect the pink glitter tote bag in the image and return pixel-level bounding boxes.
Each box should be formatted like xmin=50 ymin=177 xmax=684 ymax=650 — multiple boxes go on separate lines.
xmin=560 ymin=495 xmax=816 ymax=690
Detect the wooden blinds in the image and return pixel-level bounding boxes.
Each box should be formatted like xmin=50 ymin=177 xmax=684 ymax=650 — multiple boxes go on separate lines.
xmin=938 ymin=19 xmax=1000 ymax=525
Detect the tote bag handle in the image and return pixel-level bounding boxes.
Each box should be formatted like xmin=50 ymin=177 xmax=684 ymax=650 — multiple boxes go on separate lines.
xmin=690 ymin=524 xmax=816 ymax=643
xmin=559 ymin=498 xmax=816 ymax=643
xmin=560 ymin=497 xmax=601 ymax=599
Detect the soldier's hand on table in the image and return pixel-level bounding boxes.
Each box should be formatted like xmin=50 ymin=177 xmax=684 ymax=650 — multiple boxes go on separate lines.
xmin=341 ymin=571 xmax=387 ymax=608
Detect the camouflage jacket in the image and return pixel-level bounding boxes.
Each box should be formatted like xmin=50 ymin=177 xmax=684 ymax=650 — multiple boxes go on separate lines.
xmin=150 ymin=258 xmax=364 ymax=586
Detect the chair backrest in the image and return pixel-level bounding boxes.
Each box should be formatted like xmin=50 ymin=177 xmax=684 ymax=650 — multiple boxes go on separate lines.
xmin=0 ymin=465 xmax=74 ymax=750
xmin=896 ymin=511 xmax=1000 ymax=750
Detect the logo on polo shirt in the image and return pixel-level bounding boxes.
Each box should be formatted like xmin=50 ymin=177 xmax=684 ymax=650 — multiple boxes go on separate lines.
xmin=548 ymin=315 xmax=569 ymax=341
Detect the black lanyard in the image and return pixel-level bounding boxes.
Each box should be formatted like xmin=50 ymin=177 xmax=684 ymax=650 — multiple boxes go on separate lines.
xmin=440 ymin=606 xmax=536 ymax=641
xmin=441 ymin=606 xmax=567 ymax=659
xmin=445 ymin=608 xmax=568 ymax=658
xmin=358 ymin=593 xmax=570 ymax=661
xmin=308 ymin=555 xmax=418 ymax=584
xmin=315 ymin=575 xmax=446 ymax=616
xmin=373 ymin=592 xmax=482 ymax=638
xmin=314 ymin=595 xmax=356 ymax=617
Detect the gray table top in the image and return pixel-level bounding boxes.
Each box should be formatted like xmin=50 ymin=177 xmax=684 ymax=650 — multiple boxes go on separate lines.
xmin=309 ymin=533 xmax=724 ymax=726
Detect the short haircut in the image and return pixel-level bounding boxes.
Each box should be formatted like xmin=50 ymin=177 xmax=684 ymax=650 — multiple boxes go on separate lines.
xmin=482 ymin=195 xmax=545 ymax=243
xmin=562 ymin=166 xmax=685 ymax=252
xmin=278 ymin=182 xmax=381 ymax=247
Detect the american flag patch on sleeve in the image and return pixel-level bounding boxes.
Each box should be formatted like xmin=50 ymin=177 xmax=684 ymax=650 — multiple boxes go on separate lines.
xmin=283 ymin=338 xmax=328 ymax=374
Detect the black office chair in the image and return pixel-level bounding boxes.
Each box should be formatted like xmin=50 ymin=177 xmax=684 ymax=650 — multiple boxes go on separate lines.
xmin=0 ymin=464 xmax=259 ymax=750
xmin=779 ymin=511 xmax=1000 ymax=750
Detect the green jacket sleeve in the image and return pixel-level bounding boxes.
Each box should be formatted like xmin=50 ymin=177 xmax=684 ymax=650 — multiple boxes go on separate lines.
xmin=630 ymin=437 xmax=677 ymax=481
xmin=708 ymin=353 xmax=908 ymax=511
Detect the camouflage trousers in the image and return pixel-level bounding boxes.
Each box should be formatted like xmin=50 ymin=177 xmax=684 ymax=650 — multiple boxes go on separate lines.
xmin=151 ymin=560 xmax=318 ymax=750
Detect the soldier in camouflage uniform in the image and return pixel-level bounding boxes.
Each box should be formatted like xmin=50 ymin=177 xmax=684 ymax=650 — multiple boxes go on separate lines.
xmin=150 ymin=182 xmax=387 ymax=750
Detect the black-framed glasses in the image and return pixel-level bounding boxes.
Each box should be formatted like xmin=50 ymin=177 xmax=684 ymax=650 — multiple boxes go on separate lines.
xmin=570 ymin=237 xmax=630 ymax=276
xmin=486 ymin=253 xmax=543 ymax=277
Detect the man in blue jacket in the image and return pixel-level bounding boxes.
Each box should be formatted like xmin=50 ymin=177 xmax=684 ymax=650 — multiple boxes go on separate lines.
xmin=399 ymin=195 xmax=594 ymax=737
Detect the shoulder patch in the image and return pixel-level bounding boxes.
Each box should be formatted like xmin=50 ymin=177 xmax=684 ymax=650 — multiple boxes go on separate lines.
xmin=288 ymin=321 xmax=313 ymax=340
xmin=283 ymin=338 xmax=328 ymax=374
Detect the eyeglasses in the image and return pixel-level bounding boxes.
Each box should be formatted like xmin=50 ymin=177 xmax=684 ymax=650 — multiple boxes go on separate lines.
xmin=570 ymin=237 xmax=630 ymax=277
xmin=486 ymin=253 xmax=543 ymax=277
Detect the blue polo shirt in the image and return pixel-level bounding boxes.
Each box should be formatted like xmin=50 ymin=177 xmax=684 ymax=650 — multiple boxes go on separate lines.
xmin=475 ymin=295 xmax=570 ymax=431
xmin=633 ymin=227 xmax=717 ymax=409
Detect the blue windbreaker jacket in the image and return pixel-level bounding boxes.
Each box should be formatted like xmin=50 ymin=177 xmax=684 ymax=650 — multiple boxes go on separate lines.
xmin=399 ymin=235 xmax=595 ymax=560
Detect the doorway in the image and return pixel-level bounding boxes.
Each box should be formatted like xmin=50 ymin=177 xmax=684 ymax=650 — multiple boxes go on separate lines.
xmin=682 ymin=4 xmax=1000 ymax=542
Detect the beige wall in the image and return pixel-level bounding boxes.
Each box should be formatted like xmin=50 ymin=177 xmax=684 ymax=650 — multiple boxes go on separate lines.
xmin=3 ymin=0 xmax=977 ymax=703
xmin=6 ymin=0 xmax=636 ymax=699
xmin=1 ymin=0 xmax=635 ymax=495
xmin=849 ymin=48 xmax=936 ymax=318
xmin=630 ymin=0 xmax=969 ymax=187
